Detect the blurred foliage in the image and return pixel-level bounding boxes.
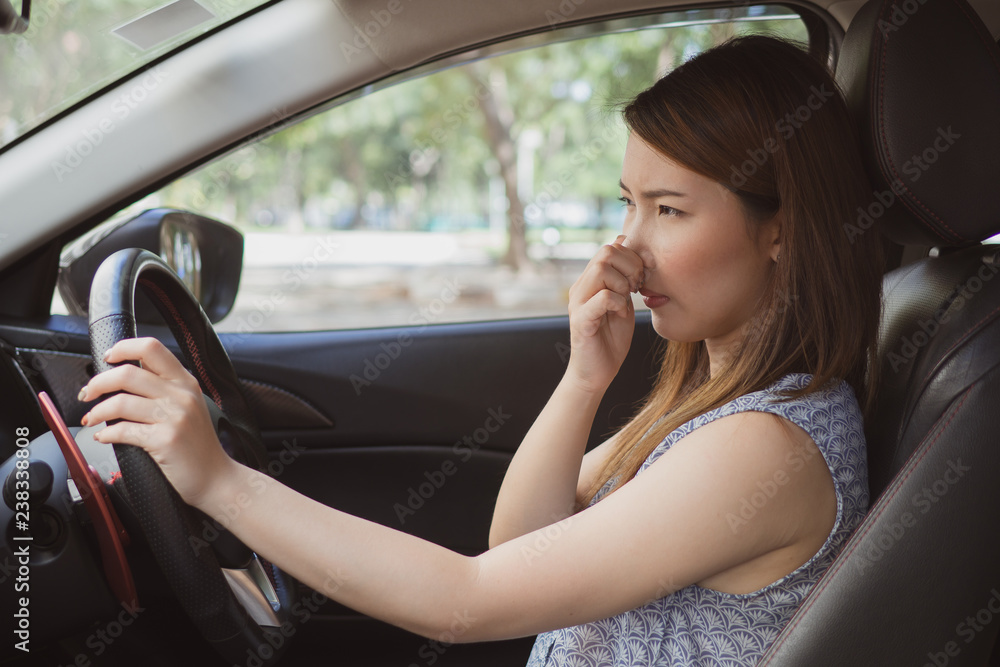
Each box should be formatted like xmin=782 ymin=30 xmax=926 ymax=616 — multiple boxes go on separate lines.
xmin=0 ymin=0 xmax=267 ymax=146
xmin=5 ymin=1 xmax=807 ymax=270
xmin=135 ymin=8 xmax=806 ymax=270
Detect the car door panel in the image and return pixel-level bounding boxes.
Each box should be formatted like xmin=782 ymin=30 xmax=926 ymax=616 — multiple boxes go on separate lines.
xmin=0 ymin=312 xmax=658 ymax=664
xmin=225 ymin=312 xmax=659 ymax=664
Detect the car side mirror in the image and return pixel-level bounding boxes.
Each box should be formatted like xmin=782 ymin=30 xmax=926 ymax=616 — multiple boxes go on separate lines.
xmin=58 ymin=208 xmax=243 ymax=324
xmin=0 ymin=0 xmax=29 ymax=34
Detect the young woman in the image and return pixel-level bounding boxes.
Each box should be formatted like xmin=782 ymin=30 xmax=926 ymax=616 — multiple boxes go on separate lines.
xmin=78 ymin=35 xmax=883 ymax=665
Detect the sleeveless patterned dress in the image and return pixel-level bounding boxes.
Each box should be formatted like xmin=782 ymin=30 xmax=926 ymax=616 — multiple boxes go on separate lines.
xmin=525 ymin=373 xmax=869 ymax=666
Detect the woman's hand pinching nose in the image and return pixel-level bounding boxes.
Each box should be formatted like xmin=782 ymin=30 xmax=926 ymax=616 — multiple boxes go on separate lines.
xmin=614 ymin=235 xmax=647 ymax=294
xmin=636 ymin=265 xmax=653 ymax=293
xmin=633 ymin=270 xmax=646 ymax=294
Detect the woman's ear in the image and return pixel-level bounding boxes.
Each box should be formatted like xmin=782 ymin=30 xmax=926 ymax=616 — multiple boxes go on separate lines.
xmin=764 ymin=212 xmax=782 ymax=263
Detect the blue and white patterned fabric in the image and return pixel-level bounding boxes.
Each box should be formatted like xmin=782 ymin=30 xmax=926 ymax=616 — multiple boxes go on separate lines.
xmin=526 ymin=373 xmax=869 ymax=667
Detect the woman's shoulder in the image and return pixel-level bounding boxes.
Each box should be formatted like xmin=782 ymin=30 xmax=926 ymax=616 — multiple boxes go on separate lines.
xmin=643 ymin=373 xmax=865 ymax=470
xmin=661 ymin=373 xmax=864 ymax=464
xmin=736 ymin=373 xmax=864 ymax=441
xmin=760 ymin=373 xmax=862 ymax=422
xmin=702 ymin=373 xmax=858 ymax=420
xmin=761 ymin=372 xmax=855 ymax=402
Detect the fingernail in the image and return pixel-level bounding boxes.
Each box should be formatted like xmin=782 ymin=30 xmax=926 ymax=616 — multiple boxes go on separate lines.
xmin=81 ymin=413 xmax=89 ymax=426
xmin=78 ymin=387 xmax=88 ymax=402
xmin=102 ymin=349 xmax=111 ymax=361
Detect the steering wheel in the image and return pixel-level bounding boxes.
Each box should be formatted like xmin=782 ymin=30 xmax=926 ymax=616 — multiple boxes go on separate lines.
xmin=88 ymin=248 xmax=296 ymax=665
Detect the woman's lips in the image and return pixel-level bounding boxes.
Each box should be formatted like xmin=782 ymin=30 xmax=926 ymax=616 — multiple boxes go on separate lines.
xmin=639 ymin=288 xmax=669 ymax=309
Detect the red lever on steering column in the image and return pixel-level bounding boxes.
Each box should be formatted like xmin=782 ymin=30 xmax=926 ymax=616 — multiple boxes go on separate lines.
xmin=37 ymin=391 xmax=138 ymax=609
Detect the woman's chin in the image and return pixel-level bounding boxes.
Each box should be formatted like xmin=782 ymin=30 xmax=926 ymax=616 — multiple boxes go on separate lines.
xmin=649 ymin=312 xmax=699 ymax=342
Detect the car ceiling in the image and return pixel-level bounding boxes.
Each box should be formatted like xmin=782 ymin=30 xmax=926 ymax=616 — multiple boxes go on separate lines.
xmin=0 ymin=0 xmax=997 ymax=276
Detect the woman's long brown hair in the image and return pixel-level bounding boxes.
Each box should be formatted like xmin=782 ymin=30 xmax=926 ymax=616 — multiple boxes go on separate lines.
xmin=579 ymin=35 xmax=884 ymax=508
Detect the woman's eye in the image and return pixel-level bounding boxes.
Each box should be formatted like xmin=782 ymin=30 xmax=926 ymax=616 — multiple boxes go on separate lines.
xmin=659 ymin=205 xmax=681 ymax=217
xmin=618 ymin=196 xmax=634 ymax=207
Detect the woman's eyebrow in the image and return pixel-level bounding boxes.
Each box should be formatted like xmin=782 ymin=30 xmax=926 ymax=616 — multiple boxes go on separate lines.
xmin=619 ymin=180 xmax=688 ymax=198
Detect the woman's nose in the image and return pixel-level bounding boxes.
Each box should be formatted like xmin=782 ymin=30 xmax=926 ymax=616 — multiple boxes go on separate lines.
xmin=621 ymin=228 xmax=655 ymax=272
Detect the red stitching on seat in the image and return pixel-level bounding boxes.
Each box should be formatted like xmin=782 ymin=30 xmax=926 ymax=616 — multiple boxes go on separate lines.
xmin=873 ymin=15 xmax=958 ymax=243
xmin=871 ymin=0 xmax=1000 ymax=245
xmin=760 ymin=386 xmax=973 ymax=663
xmin=138 ymin=278 xmax=224 ymax=409
xmin=916 ymin=302 xmax=1000 ymax=391
xmin=949 ymin=0 xmax=1000 ymax=74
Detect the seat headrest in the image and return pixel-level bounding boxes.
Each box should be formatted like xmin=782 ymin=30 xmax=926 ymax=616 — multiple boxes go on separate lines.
xmin=836 ymin=0 xmax=1000 ymax=247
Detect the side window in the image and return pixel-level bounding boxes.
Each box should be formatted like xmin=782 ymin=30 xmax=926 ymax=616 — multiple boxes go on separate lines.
xmin=118 ymin=6 xmax=809 ymax=333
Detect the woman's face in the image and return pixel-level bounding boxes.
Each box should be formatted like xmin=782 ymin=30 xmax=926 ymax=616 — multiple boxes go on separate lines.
xmin=619 ymin=135 xmax=780 ymax=361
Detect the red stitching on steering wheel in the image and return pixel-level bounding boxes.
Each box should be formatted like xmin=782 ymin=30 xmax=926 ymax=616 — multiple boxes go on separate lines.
xmin=138 ymin=278 xmax=224 ymax=409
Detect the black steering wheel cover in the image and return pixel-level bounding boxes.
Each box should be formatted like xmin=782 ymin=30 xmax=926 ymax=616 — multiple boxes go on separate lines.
xmin=88 ymin=248 xmax=293 ymax=663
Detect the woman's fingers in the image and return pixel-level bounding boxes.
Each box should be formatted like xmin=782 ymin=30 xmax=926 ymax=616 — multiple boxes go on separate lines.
xmin=91 ymin=420 xmax=154 ymax=448
xmin=572 ymin=236 xmax=645 ymax=303
xmin=572 ymin=289 xmax=632 ymax=334
xmin=568 ymin=237 xmax=644 ymax=334
xmin=605 ymin=235 xmax=646 ymax=292
xmin=81 ymin=362 xmax=165 ymax=403
xmin=563 ymin=239 xmax=640 ymax=391
xmin=82 ymin=338 xmax=199 ymax=402
xmin=79 ymin=336 xmax=207 ymax=446
xmin=83 ymin=391 xmax=183 ymax=429
xmin=105 ymin=337 xmax=196 ymax=384
xmin=569 ymin=236 xmax=644 ymax=313
xmin=74 ymin=338 xmax=226 ymax=507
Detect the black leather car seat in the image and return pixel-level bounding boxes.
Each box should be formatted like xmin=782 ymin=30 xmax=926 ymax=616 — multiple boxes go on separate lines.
xmin=760 ymin=0 xmax=1000 ymax=664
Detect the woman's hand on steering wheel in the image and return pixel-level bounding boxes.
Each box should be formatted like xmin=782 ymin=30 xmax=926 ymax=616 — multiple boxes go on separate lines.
xmin=79 ymin=337 xmax=236 ymax=510
xmin=565 ymin=235 xmax=647 ymax=394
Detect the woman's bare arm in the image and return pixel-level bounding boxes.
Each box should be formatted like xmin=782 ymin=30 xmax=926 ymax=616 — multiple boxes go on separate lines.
xmin=80 ymin=337 xmax=836 ymax=643
xmin=487 ymin=377 xmax=606 ymax=547
xmin=191 ymin=408 xmax=834 ymax=642
xmin=488 ymin=237 xmax=645 ymax=546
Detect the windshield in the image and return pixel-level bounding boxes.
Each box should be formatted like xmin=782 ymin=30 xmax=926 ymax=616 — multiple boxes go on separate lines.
xmin=0 ymin=0 xmax=269 ymax=149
